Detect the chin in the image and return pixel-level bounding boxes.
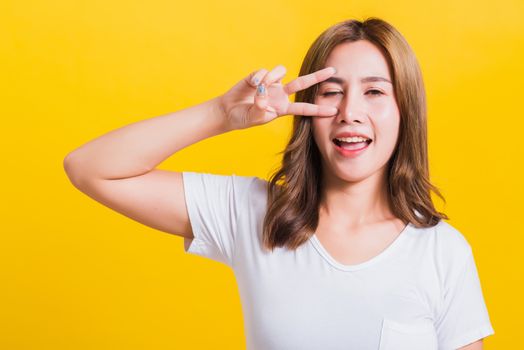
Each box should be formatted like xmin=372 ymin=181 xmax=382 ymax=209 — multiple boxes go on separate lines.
xmin=332 ymin=168 xmax=375 ymax=183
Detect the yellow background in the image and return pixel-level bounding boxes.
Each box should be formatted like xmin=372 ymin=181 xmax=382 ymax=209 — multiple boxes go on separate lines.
xmin=2 ymin=0 xmax=522 ymax=348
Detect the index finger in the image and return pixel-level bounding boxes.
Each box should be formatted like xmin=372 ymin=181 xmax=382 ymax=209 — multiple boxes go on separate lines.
xmin=283 ymin=67 xmax=337 ymax=96
xmin=286 ymin=102 xmax=338 ymax=118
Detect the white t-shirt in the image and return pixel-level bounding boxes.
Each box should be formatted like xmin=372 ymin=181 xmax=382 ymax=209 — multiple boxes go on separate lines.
xmin=181 ymin=171 xmax=495 ymax=350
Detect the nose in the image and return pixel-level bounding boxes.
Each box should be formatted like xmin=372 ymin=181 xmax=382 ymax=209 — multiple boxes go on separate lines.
xmin=335 ymin=94 xmax=367 ymax=124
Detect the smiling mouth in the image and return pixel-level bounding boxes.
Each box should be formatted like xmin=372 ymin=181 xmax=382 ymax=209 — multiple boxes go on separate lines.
xmin=332 ymin=139 xmax=373 ymax=148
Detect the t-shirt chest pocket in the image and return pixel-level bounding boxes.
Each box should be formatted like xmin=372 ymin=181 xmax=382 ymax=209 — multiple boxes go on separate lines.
xmin=378 ymin=318 xmax=438 ymax=350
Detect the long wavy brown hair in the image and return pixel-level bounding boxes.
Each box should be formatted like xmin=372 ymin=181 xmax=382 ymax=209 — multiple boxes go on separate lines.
xmin=262 ymin=17 xmax=449 ymax=252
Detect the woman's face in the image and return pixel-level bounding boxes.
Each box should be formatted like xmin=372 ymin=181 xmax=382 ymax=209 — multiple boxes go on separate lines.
xmin=311 ymin=40 xmax=400 ymax=184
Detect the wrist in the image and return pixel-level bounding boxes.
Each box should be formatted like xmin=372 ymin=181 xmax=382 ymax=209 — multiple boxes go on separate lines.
xmin=210 ymin=95 xmax=233 ymax=132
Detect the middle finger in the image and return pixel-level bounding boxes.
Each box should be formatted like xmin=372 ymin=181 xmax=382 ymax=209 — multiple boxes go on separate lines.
xmin=283 ymin=67 xmax=337 ymax=96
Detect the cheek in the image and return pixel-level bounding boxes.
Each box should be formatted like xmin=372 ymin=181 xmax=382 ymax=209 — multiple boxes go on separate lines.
xmin=311 ymin=118 xmax=330 ymax=141
xmin=374 ymin=115 xmax=400 ymax=150
xmin=370 ymin=97 xmax=398 ymax=117
xmin=369 ymin=106 xmax=399 ymax=152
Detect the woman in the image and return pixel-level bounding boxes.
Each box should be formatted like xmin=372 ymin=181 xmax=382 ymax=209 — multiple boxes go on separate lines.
xmin=64 ymin=17 xmax=494 ymax=350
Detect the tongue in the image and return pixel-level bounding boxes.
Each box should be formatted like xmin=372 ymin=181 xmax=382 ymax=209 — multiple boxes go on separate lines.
xmin=340 ymin=141 xmax=368 ymax=150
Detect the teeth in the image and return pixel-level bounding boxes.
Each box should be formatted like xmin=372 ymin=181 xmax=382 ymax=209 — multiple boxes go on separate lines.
xmin=335 ymin=136 xmax=369 ymax=143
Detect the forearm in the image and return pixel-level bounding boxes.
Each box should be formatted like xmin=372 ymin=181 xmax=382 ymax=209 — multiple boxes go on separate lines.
xmin=64 ymin=95 xmax=230 ymax=182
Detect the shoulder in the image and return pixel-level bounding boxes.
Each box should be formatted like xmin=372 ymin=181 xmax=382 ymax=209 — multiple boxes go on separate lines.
xmin=182 ymin=172 xmax=264 ymax=207
xmin=238 ymin=175 xmax=269 ymax=197
xmin=418 ymin=220 xmax=474 ymax=280
xmin=432 ymin=220 xmax=473 ymax=260
xmin=232 ymin=174 xmax=268 ymax=199
xmin=207 ymin=174 xmax=270 ymax=213
xmin=407 ymin=220 xmax=473 ymax=270
xmin=245 ymin=175 xmax=269 ymax=190
xmin=186 ymin=171 xmax=261 ymax=191
xmin=242 ymin=176 xmax=270 ymax=212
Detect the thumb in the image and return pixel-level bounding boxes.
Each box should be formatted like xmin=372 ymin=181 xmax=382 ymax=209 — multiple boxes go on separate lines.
xmin=249 ymin=83 xmax=269 ymax=121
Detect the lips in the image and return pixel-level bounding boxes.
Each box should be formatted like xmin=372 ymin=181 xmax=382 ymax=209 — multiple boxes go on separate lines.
xmin=332 ymin=131 xmax=373 ymax=140
xmin=332 ymin=138 xmax=371 ymax=157
xmin=332 ymin=138 xmax=372 ymax=147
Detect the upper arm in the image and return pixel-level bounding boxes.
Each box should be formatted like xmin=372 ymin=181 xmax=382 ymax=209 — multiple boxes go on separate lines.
xmin=433 ymin=228 xmax=495 ymax=349
xmin=66 ymin=168 xmax=194 ymax=239
xmin=457 ymin=339 xmax=483 ymax=349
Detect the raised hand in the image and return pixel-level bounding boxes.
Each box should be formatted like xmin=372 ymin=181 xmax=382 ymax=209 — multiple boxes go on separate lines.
xmin=218 ymin=65 xmax=339 ymax=130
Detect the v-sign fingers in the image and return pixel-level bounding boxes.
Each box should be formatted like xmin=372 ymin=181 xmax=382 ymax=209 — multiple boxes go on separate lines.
xmin=283 ymin=67 xmax=337 ymax=96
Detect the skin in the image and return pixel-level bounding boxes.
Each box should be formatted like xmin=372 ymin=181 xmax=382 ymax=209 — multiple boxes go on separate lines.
xmin=64 ymin=42 xmax=483 ymax=350
xmin=311 ymin=40 xmax=402 ymax=231
xmin=310 ymin=40 xmax=484 ymax=350
xmin=221 ymin=43 xmax=484 ymax=349
xmin=459 ymin=340 xmax=483 ymax=349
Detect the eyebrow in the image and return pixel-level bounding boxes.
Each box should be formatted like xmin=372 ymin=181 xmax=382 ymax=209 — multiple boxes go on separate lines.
xmin=319 ymin=76 xmax=392 ymax=85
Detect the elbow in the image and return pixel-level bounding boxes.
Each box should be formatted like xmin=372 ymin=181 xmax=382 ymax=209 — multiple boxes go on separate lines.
xmin=63 ymin=152 xmax=87 ymax=189
xmin=63 ymin=152 xmax=74 ymax=174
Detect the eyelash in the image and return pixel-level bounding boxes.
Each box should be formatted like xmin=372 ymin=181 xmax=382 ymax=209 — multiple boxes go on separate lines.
xmin=321 ymin=90 xmax=383 ymax=97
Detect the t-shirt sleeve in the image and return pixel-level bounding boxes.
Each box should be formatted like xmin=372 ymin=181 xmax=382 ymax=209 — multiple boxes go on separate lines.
xmin=181 ymin=171 xmax=256 ymax=268
xmin=435 ymin=247 xmax=495 ymax=349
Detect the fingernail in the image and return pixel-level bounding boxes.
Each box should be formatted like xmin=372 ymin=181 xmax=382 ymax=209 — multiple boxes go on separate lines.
xmin=256 ymin=83 xmax=266 ymax=96
xmin=331 ymin=67 xmax=337 ymax=74
xmin=252 ymin=77 xmax=259 ymax=85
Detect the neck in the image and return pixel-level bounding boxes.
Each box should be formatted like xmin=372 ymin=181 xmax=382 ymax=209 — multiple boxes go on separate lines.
xmin=319 ymin=166 xmax=395 ymax=230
